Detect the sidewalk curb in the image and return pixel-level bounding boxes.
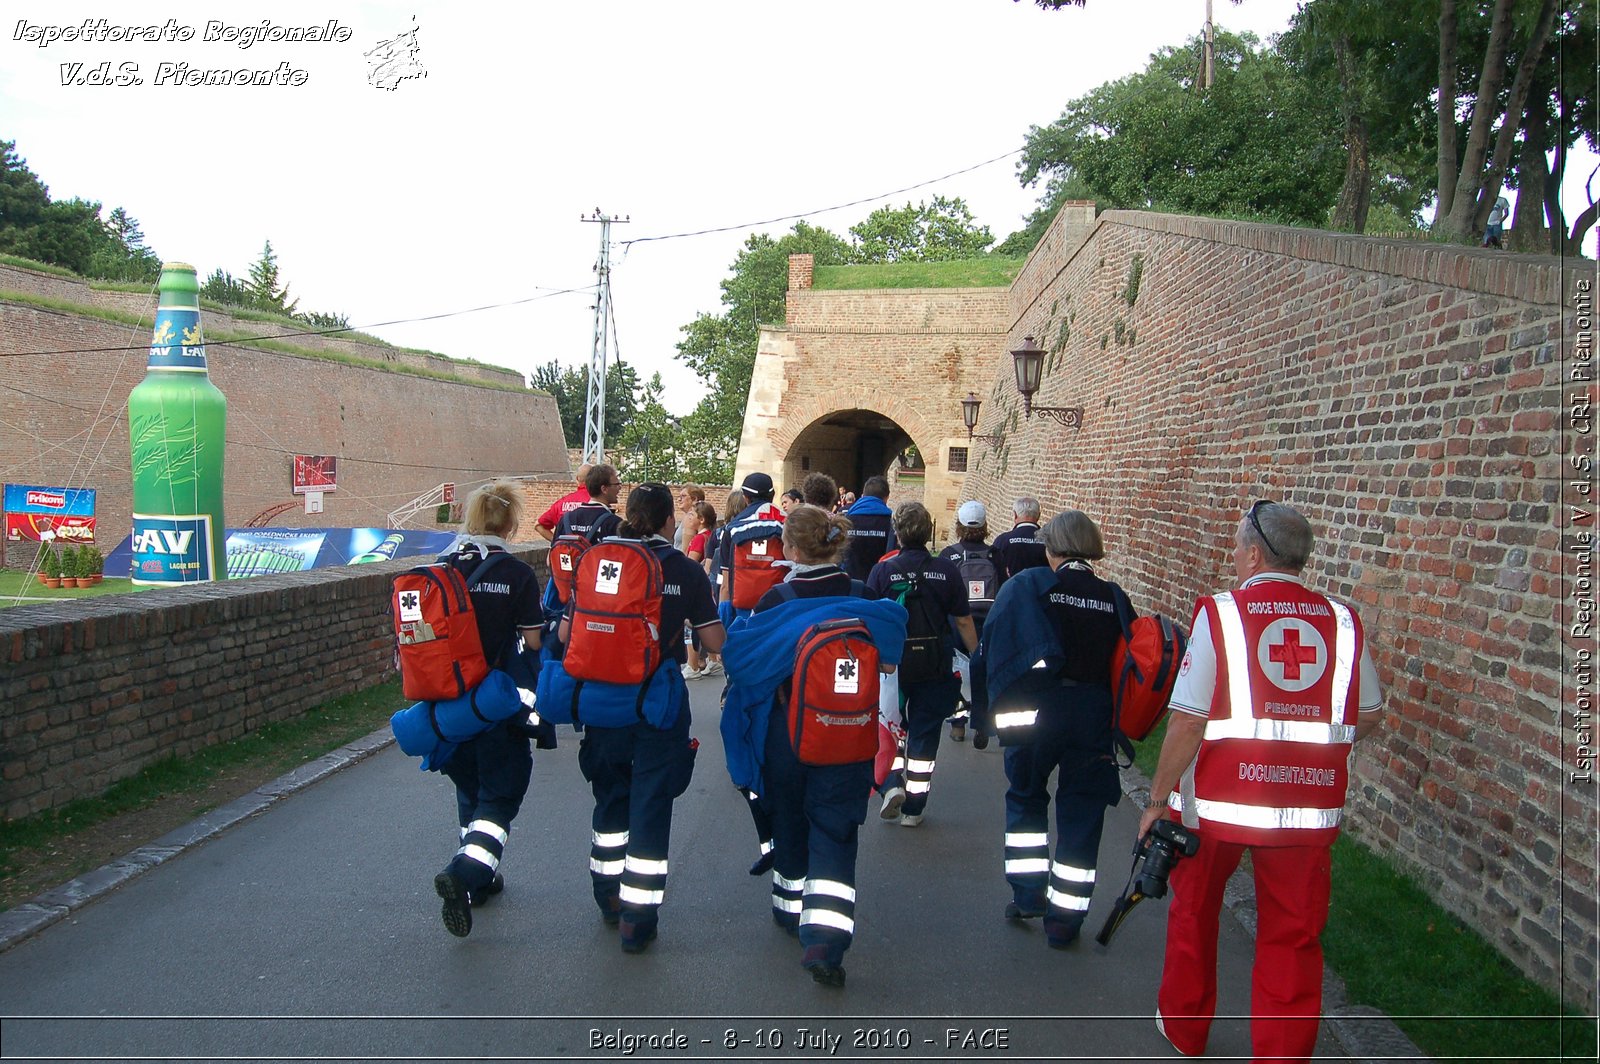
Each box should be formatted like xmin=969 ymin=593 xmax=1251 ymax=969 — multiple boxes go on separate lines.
xmin=1119 ymin=768 xmax=1432 ymax=1064
xmin=0 ymin=728 xmax=396 ymax=955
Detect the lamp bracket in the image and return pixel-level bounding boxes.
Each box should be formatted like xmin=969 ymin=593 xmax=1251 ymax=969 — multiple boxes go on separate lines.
xmin=1027 ymin=406 xmax=1084 ymax=429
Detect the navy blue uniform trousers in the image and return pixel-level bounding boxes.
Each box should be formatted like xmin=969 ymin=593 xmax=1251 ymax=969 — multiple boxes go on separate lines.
xmin=578 ymin=707 xmax=696 ymax=930
xmin=761 ymin=702 xmax=873 ymax=966
xmin=441 ymin=722 xmax=533 ymax=894
xmin=885 ymin=673 xmax=960 ymax=816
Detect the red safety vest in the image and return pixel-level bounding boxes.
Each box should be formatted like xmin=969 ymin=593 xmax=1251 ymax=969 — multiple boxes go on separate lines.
xmin=1170 ymin=579 xmax=1364 ymax=847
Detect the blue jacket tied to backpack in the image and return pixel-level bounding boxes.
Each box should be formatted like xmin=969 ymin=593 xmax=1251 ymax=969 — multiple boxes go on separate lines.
xmin=981 ymin=566 xmax=1070 ymax=705
xmin=390 ymin=669 xmax=525 ymax=771
xmin=534 ymin=656 xmax=689 ymax=731
xmin=720 ymin=595 xmax=908 ymax=796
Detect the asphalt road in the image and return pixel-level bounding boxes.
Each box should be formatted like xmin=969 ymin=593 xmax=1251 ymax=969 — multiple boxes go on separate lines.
xmin=0 ymin=678 xmax=1335 ymax=1063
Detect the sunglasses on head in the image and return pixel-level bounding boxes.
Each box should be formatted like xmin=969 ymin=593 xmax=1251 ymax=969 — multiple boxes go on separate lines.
xmin=1246 ymin=500 xmax=1281 ymax=558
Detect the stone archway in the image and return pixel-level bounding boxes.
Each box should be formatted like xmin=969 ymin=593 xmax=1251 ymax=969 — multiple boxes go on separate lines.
xmin=781 ymin=409 xmax=915 ymax=498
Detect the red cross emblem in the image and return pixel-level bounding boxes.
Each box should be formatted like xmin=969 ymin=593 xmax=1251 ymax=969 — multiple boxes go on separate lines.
xmin=1268 ymin=628 xmax=1319 ymax=680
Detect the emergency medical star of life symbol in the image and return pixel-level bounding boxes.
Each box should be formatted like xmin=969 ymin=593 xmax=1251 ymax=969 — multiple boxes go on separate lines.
xmin=1256 ymin=617 xmax=1328 ymax=693
xmin=595 ymin=560 xmax=622 ymax=596
xmin=397 ymin=590 xmax=422 ymax=622
xmin=834 ymin=657 xmax=859 ymax=694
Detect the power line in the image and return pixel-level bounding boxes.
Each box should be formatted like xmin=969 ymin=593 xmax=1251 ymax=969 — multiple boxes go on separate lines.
xmin=620 ymin=149 xmax=1023 ymax=248
xmin=0 ymin=284 xmax=597 ymax=358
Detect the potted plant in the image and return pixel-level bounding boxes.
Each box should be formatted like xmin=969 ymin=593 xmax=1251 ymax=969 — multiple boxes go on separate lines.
xmin=60 ymin=544 xmax=81 ymax=588
xmin=42 ymin=546 xmax=62 ymax=589
xmin=33 ymin=541 xmax=51 ymax=585
xmin=86 ymin=546 xmax=104 ymax=585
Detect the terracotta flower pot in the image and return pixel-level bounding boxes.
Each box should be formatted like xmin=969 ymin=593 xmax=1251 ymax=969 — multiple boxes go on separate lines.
xmin=43 ymin=577 xmax=61 ymax=589
xmin=63 ymin=577 xmax=82 ymax=588
xmin=89 ymin=574 xmax=103 ymax=585
xmin=35 ymin=572 xmax=47 ymax=585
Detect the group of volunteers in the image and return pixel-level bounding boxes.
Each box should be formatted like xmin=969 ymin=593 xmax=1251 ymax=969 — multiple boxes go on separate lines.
xmin=403 ymin=464 xmax=1383 ymax=1063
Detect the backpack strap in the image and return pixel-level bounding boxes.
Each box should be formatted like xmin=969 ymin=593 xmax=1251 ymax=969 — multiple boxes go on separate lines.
xmin=770 ymin=581 xmax=799 ymax=604
xmin=1105 ymin=580 xmax=1138 ymax=769
xmin=465 ymin=549 xmax=514 ymax=589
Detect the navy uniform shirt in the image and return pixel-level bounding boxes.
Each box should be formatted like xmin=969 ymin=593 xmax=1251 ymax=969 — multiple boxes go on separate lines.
xmin=555 ymin=499 xmax=621 ymax=543
xmin=1043 ymin=560 xmax=1125 ymax=685
xmin=753 ymin=565 xmax=874 ymax=612
xmin=865 ymin=547 xmax=970 ymax=629
xmin=841 ymin=509 xmax=895 ymax=582
xmin=441 ymin=543 xmax=543 ymax=665
xmin=645 ymin=537 xmax=720 ymax=664
xmin=993 ymin=522 xmax=1049 ymax=581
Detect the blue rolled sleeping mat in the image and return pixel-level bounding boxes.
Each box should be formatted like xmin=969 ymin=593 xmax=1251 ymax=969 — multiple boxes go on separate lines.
xmin=391 ymin=669 xmax=524 ymax=770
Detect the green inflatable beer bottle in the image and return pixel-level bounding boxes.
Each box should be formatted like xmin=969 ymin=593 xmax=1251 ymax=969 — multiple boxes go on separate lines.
xmin=128 ymin=263 xmax=227 ymax=585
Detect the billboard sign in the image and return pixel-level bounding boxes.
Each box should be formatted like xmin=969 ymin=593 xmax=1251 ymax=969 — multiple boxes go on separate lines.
xmin=292 ymin=455 xmax=338 ymax=494
xmin=3 ymin=484 xmax=97 ymax=543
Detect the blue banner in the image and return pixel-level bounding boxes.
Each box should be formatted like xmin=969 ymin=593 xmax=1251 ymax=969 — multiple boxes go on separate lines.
xmin=3 ymin=484 xmax=96 ymax=517
xmin=105 ymin=527 xmax=462 ymax=579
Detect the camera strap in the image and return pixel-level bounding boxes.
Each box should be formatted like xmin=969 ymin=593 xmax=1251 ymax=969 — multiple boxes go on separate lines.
xmin=1092 ymin=849 xmax=1150 ymax=947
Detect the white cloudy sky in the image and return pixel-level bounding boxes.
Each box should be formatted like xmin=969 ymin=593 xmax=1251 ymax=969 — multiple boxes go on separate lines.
xmin=2 ymin=1 xmax=1590 ymax=415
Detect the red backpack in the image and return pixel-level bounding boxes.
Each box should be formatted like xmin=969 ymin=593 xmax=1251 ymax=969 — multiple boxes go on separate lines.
xmin=564 ymin=539 xmax=663 ymax=685
xmin=787 ymin=618 xmax=881 ymax=766
xmin=730 ymin=531 xmax=786 ymax=609
xmin=549 ymin=532 xmax=588 ymax=605
xmin=1108 ymin=584 xmax=1188 ymax=757
xmin=393 ymin=554 xmax=509 ymax=702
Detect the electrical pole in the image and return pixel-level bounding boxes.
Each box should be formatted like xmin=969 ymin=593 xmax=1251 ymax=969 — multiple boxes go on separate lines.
xmin=580 ymin=209 xmax=627 ymax=465
xmin=1202 ymin=0 xmax=1214 ymax=91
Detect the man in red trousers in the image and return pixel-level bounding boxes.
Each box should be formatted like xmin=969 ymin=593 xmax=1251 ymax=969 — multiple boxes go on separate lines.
xmin=1140 ymin=501 xmax=1383 ymax=1062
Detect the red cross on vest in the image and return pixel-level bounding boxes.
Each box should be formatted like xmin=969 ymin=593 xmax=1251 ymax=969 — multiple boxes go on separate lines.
xmin=1268 ymin=627 xmax=1319 ymax=680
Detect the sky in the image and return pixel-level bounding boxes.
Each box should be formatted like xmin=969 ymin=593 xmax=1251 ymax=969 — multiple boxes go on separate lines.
xmin=2 ymin=1 xmax=1592 ymax=416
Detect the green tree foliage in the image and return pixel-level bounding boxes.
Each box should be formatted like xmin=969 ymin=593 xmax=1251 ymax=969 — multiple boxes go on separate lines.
xmin=614 ymin=372 xmax=684 ymax=482
xmin=1019 ymin=29 xmax=1344 ymax=227
xmin=0 ymin=142 xmax=162 ymax=280
xmin=88 ymin=207 xmax=162 ymax=283
xmin=245 ymin=240 xmax=298 ymax=316
xmin=529 ymin=357 xmax=639 ymax=452
xmin=847 ymin=196 xmax=995 ymax=262
xmin=201 ymin=268 xmax=251 ymax=306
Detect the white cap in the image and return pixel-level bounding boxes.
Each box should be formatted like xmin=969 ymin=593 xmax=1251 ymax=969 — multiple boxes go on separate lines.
xmin=957 ymin=501 xmax=987 ymax=526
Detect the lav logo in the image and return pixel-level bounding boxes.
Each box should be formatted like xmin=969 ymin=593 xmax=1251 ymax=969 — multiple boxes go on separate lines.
xmin=133 ymin=528 xmax=195 ymax=555
xmin=26 ymin=490 xmax=66 ymax=509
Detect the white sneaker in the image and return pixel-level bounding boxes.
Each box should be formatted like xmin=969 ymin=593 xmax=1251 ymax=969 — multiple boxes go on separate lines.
xmin=702 ymin=659 xmax=724 ymax=676
xmin=683 ymin=666 xmax=705 ymax=680
xmin=899 ymin=813 xmax=923 ymax=828
xmin=879 ymin=787 xmax=906 ymax=820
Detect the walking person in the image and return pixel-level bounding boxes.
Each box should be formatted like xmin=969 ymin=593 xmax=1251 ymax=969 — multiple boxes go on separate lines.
xmin=867 ymin=501 xmax=977 ymax=827
xmin=981 ymin=510 xmax=1124 ymax=949
xmin=431 ymin=482 xmax=546 ymax=938
xmin=991 ymin=497 xmax=1049 ymax=580
xmin=841 ymin=477 xmax=894 ymax=581
xmin=938 ymin=500 xmax=1001 ymax=743
xmin=554 ymin=483 xmax=724 ymax=953
xmin=1141 ymin=501 xmax=1382 ymax=1061
xmin=721 ymin=505 xmax=906 ymax=987
xmin=685 ymin=502 xmax=722 ymax=678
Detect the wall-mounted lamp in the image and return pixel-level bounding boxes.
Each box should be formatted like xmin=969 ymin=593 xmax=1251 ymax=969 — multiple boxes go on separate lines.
xmin=1010 ymin=335 xmax=1083 ymax=429
xmin=961 ymin=392 xmax=1005 ymax=445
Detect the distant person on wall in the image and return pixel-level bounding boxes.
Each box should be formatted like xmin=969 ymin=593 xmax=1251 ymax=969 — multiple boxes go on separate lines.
xmin=1141 ymin=501 xmax=1383 ymax=1062
xmin=1482 ymin=194 xmax=1510 ymax=249
xmin=431 ymin=482 xmax=546 ymax=939
xmin=674 ymin=486 xmax=705 ymax=552
xmin=533 ymin=463 xmax=593 ymax=542
xmin=992 ymin=497 xmax=1049 ymax=581
xmin=840 ymin=477 xmax=893 ymax=582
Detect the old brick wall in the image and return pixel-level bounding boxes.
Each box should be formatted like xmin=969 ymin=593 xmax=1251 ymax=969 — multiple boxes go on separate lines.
xmin=0 ymin=263 xmax=569 ymax=558
xmin=958 ymin=206 xmax=1590 ymax=1001
xmin=0 ymin=546 xmax=549 ymax=820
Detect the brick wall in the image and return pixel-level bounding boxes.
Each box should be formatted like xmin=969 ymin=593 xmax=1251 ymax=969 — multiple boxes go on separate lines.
xmin=0 ymin=547 xmax=549 ymax=820
xmin=958 ymin=207 xmax=1590 ymax=1001
xmin=0 ymin=263 xmax=570 ymax=558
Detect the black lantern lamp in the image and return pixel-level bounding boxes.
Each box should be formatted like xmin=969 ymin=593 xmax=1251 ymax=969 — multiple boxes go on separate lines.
xmin=1009 ymin=334 xmax=1083 ymax=429
xmin=961 ymin=392 xmax=1004 ymax=444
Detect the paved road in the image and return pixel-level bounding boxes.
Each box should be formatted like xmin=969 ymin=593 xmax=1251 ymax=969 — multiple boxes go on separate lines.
xmin=0 ymin=679 xmax=1342 ymax=1063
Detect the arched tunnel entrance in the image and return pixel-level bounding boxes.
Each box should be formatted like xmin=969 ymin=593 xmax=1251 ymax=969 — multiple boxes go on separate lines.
xmin=782 ymin=409 xmax=916 ymax=498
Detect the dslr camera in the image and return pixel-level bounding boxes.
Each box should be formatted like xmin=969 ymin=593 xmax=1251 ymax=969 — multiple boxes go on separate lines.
xmin=1094 ymin=817 xmax=1202 ymax=947
xmin=1134 ymin=818 xmax=1201 ymax=899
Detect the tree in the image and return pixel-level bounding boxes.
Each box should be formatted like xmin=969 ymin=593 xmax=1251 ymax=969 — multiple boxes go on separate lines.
xmin=528 ymin=357 xmax=639 ymax=453
xmin=87 ymin=206 xmax=161 ymax=282
xmin=614 ymin=373 xmax=684 ymax=482
xmin=201 ymin=268 xmax=251 ymax=307
xmin=1019 ymin=29 xmax=1344 ymax=227
xmin=0 ymin=141 xmax=51 ymax=248
xmin=992 ymin=170 xmax=1098 ymax=256
xmin=245 ymin=240 xmax=298 ymax=316
xmin=847 ymin=196 xmax=995 ymax=262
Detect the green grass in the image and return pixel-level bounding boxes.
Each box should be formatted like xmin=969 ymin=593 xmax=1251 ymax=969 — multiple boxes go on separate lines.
xmin=0 ymin=253 xmax=78 ymax=277
xmin=0 ymin=570 xmax=138 ymax=607
xmin=1133 ymin=714 xmax=1595 ymax=1060
xmin=0 ymin=680 xmax=404 ymax=903
xmin=0 ymin=288 xmax=527 ymax=392
xmin=812 ymin=257 xmax=1024 ymax=290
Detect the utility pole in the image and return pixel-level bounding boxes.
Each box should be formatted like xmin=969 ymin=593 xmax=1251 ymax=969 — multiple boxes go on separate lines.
xmin=1201 ymin=0 xmax=1214 ymax=91
xmin=580 ymin=209 xmax=627 ymax=465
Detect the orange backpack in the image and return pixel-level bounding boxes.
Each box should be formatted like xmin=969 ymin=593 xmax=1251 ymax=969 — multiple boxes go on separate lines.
xmin=564 ymin=540 xmax=663 ymax=685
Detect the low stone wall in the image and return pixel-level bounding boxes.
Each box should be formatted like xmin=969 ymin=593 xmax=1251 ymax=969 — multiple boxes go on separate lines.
xmin=0 ymin=547 xmax=548 ymax=821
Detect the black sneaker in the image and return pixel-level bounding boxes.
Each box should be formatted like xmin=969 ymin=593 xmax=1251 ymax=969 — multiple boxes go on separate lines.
xmin=469 ymin=872 xmax=504 ymax=907
xmin=801 ymin=945 xmax=845 ymax=988
xmin=434 ymin=872 xmax=472 ymax=938
xmin=619 ymin=918 xmax=658 ymax=954
xmin=748 ymin=849 xmax=776 ymax=876
xmin=1005 ymin=901 xmax=1046 ymax=921
xmin=972 ymin=731 xmax=990 ymax=750
xmin=1044 ymin=916 xmax=1084 ymax=949
xmin=598 ymin=894 xmax=623 ymax=927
